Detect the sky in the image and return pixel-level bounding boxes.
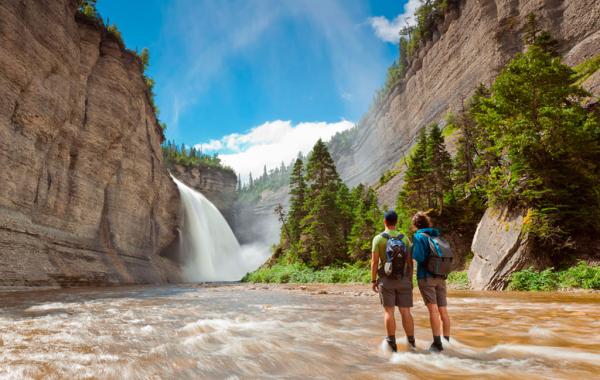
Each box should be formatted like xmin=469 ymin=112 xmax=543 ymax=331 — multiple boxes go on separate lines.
xmin=97 ymin=0 xmax=419 ymax=181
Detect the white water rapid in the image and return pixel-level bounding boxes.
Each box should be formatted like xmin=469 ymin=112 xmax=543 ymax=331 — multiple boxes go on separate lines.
xmin=171 ymin=176 xmax=270 ymax=282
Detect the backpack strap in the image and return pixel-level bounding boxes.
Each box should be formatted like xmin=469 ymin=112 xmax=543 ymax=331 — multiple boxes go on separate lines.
xmin=380 ymin=232 xmax=391 ymax=240
xmin=419 ymin=232 xmax=434 ymax=256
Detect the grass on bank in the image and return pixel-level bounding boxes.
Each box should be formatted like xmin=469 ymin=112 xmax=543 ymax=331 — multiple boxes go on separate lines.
xmin=508 ymin=262 xmax=600 ymax=291
xmin=242 ymin=263 xmax=371 ymax=284
xmin=242 ymin=263 xmax=472 ymax=288
xmin=243 ymin=262 xmax=600 ymax=292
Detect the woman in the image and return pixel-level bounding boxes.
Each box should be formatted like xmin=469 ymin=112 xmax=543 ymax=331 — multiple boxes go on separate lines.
xmin=411 ymin=211 xmax=451 ymax=352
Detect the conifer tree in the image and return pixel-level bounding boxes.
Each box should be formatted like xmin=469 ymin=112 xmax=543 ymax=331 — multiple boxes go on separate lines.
xmin=426 ymin=124 xmax=453 ymax=211
xmin=299 ymin=140 xmax=346 ymax=267
xmin=287 ymin=158 xmax=307 ymax=243
xmin=348 ymin=186 xmax=382 ymax=261
xmin=336 ymin=183 xmax=355 ymax=244
xmin=397 ymin=128 xmax=429 ymax=213
xmin=473 ymin=38 xmax=600 ymax=246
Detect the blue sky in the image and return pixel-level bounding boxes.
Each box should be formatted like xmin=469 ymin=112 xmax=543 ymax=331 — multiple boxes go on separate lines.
xmin=97 ymin=0 xmax=419 ymax=180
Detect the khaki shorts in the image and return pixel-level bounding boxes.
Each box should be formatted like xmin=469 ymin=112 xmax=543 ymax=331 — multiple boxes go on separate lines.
xmin=379 ymin=276 xmax=413 ymax=308
xmin=418 ymin=277 xmax=448 ymax=307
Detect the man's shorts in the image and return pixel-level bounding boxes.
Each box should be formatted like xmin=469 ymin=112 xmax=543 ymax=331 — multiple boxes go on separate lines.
xmin=417 ymin=277 xmax=448 ymax=307
xmin=378 ymin=276 xmax=413 ymax=308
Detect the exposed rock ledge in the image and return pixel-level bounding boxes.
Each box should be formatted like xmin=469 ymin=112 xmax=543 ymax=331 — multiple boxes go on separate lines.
xmin=468 ymin=207 xmax=537 ymax=290
xmin=0 ymin=0 xmax=182 ymax=287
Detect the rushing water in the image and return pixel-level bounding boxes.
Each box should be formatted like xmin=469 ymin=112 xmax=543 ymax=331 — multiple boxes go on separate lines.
xmin=0 ymin=285 xmax=598 ymax=379
xmin=171 ymin=176 xmax=268 ymax=282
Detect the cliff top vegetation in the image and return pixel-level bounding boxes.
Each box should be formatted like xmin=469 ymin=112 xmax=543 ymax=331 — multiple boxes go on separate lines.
xmin=162 ymin=140 xmax=234 ymax=173
xmin=77 ymin=0 xmax=166 ymax=137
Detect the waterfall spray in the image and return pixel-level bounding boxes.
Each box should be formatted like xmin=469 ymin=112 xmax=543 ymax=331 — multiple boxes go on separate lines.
xmin=171 ymin=175 xmax=269 ymax=282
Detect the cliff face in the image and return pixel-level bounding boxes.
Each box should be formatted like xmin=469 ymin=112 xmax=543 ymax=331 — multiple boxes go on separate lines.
xmin=233 ymin=186 xmax=289 ymax=246
xmin=0 ymin=0 xmax=182 ymax=287
xmin=169 ymin=164 xmax=237 ymax=224
xmin=332 ymin=0 xmax=600 ymax=188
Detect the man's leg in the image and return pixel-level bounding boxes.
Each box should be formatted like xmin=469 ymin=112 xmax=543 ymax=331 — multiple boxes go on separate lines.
xmin=426 ymin=303 xmax=442 ymax=337
xmin=398 ymin=307 xmax=414 ymax=336
xmin=436 ymin=280 xmax=450 ymax=342
xmin=398 ymin=307 xmax=416 ymax=350
xmin=439 ymin=306 xmax=451 ymax=339
xmin=384 ymin=306 xmax=396 ymax=336
xmin=383 ymin=306 xmax=397 ymax=352
xmin=426 ymin=303 xmax=444 ymax=352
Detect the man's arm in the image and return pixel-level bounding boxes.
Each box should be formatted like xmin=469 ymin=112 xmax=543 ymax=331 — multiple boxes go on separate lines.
xmin=370 ymin=251 xmax=379 ymax=292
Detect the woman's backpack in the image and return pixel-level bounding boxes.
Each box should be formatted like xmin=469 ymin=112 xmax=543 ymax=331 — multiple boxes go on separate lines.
xmin=422 ymin=233 xmax=453 ymax=277
xmin=380 ymin=233 xmax=410 ymax=279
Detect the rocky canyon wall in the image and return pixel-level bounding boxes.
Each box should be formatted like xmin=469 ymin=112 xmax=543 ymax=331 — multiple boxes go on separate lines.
xmin=0 ymin=0 xmax=182 ymax=287
xmin=332 ymin=0 xmax=600 ymax=188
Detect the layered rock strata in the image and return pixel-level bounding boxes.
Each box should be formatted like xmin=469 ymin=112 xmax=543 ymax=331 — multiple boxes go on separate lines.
xmin=0 ymin=0 xmax=182 ymax=287
xmin=333 ymin=0 xmax=600 ymax=188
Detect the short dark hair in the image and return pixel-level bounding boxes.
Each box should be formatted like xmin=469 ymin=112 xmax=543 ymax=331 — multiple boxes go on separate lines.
xmin=384 ymin=210 xmax=398 ymax=226
xmin=411 ymin=211 xmax=432 ymax=229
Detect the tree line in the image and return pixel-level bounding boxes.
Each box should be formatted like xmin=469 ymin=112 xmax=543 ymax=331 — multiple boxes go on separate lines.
xmin=274 ymin=140 xmax=382 ymax=268
xmin=162 ymin=140 xmax=233 ymax=172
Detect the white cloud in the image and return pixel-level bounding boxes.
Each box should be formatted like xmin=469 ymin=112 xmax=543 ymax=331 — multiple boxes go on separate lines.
xmin=368 ymin=0 xmax=420 ymax=43
xmin=196 ymin=120 xmax=354 ymax=183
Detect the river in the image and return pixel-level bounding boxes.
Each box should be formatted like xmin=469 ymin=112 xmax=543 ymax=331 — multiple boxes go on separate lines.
xmin=0 ymin=284 xmax=598 ymax=379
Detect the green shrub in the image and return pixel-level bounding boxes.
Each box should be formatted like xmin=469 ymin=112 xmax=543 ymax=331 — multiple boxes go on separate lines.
xmin=558 ymin=262 xmax=600 ymax=290
xmin=106 ymin=24 xmax=124 ymax=45
xmin=78 ymin=0 xmax=99 ymax=19
xmin=508 ymin=267 xmax=558 ymax=291
xmin=447 ymin=271 xmax=469 ymax=289
xmin=508 ymin=263 xmax=600 ymax=291
xmin=573 ymin=53 xmax=600 ymax=85
xmin=242 ymin=262 xmax=370 ymax=284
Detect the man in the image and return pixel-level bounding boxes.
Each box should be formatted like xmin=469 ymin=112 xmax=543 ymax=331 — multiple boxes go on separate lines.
xmin=370 ymin=210 xmax=415 ymax=353
xmin=411 ymin=211 xmax=451 ymax=352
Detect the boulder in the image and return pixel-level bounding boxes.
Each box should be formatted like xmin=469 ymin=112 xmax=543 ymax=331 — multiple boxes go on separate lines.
xmin=467 ymin=207 xmax=534 ymax=290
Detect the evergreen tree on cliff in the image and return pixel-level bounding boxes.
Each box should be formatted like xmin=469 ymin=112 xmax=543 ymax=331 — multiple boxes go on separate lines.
xmin=472 ymin=34 xmax=600 ymax=248
xmin=299 ymin=140 xmax=346 ymax=267
xmin=347 ymin=186 xmax=382 ymax=261
xmin=426 ymin=123 xmax=453 ymax=212
xmin=287 ymin=158 xmax=307 ymax=244
xmin=397 ymin=129 xmax=430 ymax=213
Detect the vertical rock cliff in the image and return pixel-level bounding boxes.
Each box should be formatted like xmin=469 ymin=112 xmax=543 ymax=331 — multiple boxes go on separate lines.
xmin=331 ymin=0 xmax=600 ymax=189
xmin=0 ymin=0 xmax=182 ymax=287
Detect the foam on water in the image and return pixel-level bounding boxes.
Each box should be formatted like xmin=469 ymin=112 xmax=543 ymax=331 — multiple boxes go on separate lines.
xmin=0 ymin=285 xmax=598 ymax=379
xmin=489 ymin=344 xmax=600 ymax=363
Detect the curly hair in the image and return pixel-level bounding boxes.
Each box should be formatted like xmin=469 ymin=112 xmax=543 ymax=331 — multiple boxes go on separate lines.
xmin=411 ymin=211 xmax=432 ymax=230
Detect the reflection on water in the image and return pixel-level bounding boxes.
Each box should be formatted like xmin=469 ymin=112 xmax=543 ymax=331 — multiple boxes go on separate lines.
xmin=0 ymin=285 xmax=598 ymax=379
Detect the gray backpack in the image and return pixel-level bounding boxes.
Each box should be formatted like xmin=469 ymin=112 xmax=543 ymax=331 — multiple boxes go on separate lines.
xmin=422 ymin=233 xmax=453 ymax=277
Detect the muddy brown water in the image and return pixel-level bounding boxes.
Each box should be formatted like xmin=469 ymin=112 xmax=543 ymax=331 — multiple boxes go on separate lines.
xmin=0 ymin=284 xmax=598 ymax=379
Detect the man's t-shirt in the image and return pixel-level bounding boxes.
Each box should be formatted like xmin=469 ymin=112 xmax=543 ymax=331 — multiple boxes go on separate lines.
xmin=372 ymin=229 xmax=410 ymax=265
xmin=372 ymin=229 xmax=412 ymax=284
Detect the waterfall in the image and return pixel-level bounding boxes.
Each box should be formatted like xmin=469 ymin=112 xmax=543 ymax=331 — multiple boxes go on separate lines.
xmin=171 ymin=176 xmax=269 ymax=282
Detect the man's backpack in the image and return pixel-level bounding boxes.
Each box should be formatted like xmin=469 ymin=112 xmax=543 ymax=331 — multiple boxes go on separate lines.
xmin=422 ymin=233 xmax=453 ymax=277
xmin=380 ymin=233 xmax=410 ymax=279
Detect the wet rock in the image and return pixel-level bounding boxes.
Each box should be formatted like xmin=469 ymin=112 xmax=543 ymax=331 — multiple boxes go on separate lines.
xmin=468 ymin=207 xmax=535 ymax=290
